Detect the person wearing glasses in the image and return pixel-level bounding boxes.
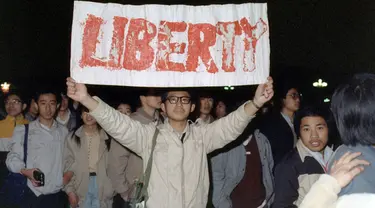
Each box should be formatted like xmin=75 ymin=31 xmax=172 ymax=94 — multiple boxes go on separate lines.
xmin=258 ymin=83 xmax=301 ymax=166
xmin=66 ymin=77 xmax=274 ymax=208
xmin=0 ymin=92 xmax=29 ymax=188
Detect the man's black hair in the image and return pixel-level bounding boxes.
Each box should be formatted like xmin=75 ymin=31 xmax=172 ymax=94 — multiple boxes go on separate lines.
xmin=331 ymin=73 xmax=375 ymax=146
xmin=293 ymin=106 xmax=330 ymax=138
xmin=4 ymin=90 xmax=26 ymax=104
xmin=34 ymin=89 xmax=61 ymax=104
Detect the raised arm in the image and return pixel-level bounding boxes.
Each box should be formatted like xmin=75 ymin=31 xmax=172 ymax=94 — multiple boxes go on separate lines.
xmin=66 ymin=78 xmax=154 ymax=155
xmin=203 ymin=77 xmax=274 ymax=153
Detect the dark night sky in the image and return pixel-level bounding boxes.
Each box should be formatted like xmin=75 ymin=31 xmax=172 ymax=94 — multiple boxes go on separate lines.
xmin=1 ymin=0 xmax=375 ymax=105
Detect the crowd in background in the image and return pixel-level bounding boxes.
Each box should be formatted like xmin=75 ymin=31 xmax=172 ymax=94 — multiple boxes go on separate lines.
xmin=0 ymin=73 xmax=374 ymax=208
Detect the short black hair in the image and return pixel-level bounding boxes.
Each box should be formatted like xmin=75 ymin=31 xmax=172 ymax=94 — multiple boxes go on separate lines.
xmin=294 ymin=106 xmax=329 ymax=138
xmin=4 ymin=90 xmax=26 ymax=104
xmin=34 ymin=89 xmax=61 ymax=104
xmin=331 ymin=73 xmax=375 ymax=146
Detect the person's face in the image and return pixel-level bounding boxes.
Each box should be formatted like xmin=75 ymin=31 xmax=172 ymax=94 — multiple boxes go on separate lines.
xmin=142 ymin=95 xmax=162 ymax=109
xmin=29 ymin=99 xmax=38 ymax=115
xmin=37 ymin=93 xmax=57 ymax=121
xmin=215 ymin=101 xmax=227 ymax=118
xmin=5 ymin=95 xmax=26 ymax=117
xmin=283 ymin=88 xmax=301 ymax=112
xmin=161 ymin=91 xmax=195 ymax=122
xmin=60 ymin=96 xmax=69 ymax=111
xmin=117 ymin=104 xmax=132 ymax=116
xmin=200 ymin=97 xmax=214 ymax=115
xmin=299 ymin=116 xmax=328 ymax=153
xmin=81 ymin=111 xmax=97 ymax=126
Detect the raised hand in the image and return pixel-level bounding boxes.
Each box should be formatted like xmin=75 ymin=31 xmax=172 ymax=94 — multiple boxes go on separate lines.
xmin=330 ymin=152 xmax=369 ymax=188
xmin=253 ymin=76 xmax=274 ymax=107
xmin=66 ymin=77 xmax=89 ymax=103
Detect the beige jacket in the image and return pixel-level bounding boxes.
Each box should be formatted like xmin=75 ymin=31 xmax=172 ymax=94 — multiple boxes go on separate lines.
xmin=89 ymin=97 xmax=254 ymax=208
xmin=299 ymin=174 xmax=375 ymax=208
xmin=108 ymin=108 xmax=159 ymax=198
xmin=63 ymin=126 xmax=115 ymax=208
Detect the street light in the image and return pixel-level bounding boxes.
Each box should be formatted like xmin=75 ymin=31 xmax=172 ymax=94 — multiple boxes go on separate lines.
xmin=324 ymin=98 xmax=330 ymax=103
xmin=1 ymin=82 xmax=10 ymax=93
xmin=313 ymin=79 xmax=328 ymax=88
xmin=224 ymin=86 xmax=234 ymax=90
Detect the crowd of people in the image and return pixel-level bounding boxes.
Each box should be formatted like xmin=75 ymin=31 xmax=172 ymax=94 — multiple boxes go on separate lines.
xmin=0 ymin=73 xmax=374 ymax=208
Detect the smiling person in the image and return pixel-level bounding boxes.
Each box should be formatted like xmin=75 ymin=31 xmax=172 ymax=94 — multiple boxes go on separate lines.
xmin=272 ymin=106 xmax=333 ymax=208
xmin=66 ymin=77 xmax=273 ymax=208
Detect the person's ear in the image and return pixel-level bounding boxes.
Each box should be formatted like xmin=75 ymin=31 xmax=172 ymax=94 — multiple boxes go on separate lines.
xmin=33 ymin=102 xmax=39 ymax=112
xmin=190 ymin=104 xmax=196 ymax=113
xmin=22 ymin=104 xmax=27 ymax=111
xmin=161 ymin=103 xmax=166 ymax=113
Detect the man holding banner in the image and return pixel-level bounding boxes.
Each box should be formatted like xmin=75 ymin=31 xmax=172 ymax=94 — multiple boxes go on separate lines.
xmin=66 ymin=76 xmax=273 ymax=207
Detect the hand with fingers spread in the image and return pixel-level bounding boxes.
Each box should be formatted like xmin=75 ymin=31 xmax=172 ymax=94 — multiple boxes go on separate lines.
xmin=330 ymin=152 xmax=370 ymax=188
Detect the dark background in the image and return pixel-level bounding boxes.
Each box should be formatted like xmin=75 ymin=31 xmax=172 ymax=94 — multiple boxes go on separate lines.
xmin=1 ymin=0 xmax=375 ymax=107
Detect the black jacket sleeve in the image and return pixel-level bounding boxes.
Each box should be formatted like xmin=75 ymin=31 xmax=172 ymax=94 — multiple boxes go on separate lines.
xmin=272 ymin=161 xmax=299 ymax=208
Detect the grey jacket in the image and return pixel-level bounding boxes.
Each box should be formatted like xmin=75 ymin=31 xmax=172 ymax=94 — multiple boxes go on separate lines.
xmin=211 ymin=129 xmax=274 ymax=208
xmin=6 ymin=119 xmax=69 ymax=196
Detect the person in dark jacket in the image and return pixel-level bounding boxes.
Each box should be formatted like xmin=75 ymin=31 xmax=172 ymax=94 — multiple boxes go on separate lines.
xmin=273 ymin=106 xmax=333 ymax=208
xmin=258 ymin=83 xmax=301 ymax=166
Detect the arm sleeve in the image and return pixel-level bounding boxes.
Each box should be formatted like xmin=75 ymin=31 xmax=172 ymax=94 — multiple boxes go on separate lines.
xmin=6 ymin=125 xmax=27 ymax=173
xmin=211 ymin=153 xmax=227 ymax=208
xmin=299 ymin=174 xmax=340 ymax=208
xmin=202 ymin=101 xmax=255 ymax=153
xmin=272 ymin=163 xmax=299 ymax=208
xmin=89 ymin=97 xmax=154 ymax=155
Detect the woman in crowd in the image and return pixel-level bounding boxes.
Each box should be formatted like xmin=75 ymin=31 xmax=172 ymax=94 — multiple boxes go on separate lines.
xmin=63 ymin=106 xmax=114 ymax=208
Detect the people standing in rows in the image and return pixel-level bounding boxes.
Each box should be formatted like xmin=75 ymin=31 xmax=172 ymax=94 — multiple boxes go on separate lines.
xmin=0 ymin=92 xmax=29 ymax=188
xmin=109 ymin=89 xmax=162 ymax=208
xmin=259 ymin=83 xmax=301 ymax=166
xmin=273 ymin=106 xmax=333 ymax=207
xmin=66 ymin=77 xmax=274 ymax=208
xmin=210 ymin=100 xmax=275 ymax=208
xmin=6 ymin=90 xmax=69 ymax=207
xmin=64 ymin=106 xmax=114 ymax=208
xmin=56 ymin=94 xmax=78 ymax=132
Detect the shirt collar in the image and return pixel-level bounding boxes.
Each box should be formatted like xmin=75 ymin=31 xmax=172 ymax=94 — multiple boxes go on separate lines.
xmin=36 ymin=118 xmax=58 ymax=131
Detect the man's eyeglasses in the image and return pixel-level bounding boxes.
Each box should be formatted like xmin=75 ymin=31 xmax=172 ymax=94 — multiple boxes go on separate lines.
xmin=287 ymin=93 xmax=302 ymax=100
xmin=166 ymin=96 xmax=191 ymax=104
xmin=5 ymin=99 xmax=22 ymax=106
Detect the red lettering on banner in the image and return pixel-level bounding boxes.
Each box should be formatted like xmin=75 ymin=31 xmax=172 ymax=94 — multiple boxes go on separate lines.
xmin=217 ymin=21 xmax=241 ymax=72
xmin=240 ymin=18 xmax=267 ymax=72
xmin=80 ymin=15 xmax=128 ymax=69
xmin=123 ymin=19 xmax=157 ymax=71
xmin=186 ymin=23 xmax=218 ymax=73
xmin=156 ymin=21 xmax=187 ymax=72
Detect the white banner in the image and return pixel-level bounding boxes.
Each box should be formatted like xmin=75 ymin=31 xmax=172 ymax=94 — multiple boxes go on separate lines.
xmin=70 ymin=1 xmax=269 ymax=87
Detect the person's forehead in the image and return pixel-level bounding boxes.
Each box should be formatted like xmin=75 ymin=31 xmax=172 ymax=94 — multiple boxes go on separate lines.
xmin=119 ymin=104 xmax=130 ymax=108
xmin=6 ymin=94 xmax=21 ymax=101
xmin=168 ymin=91 xmax=190 ymax=97
xmin=288 ymin=88 xmax=298 ymax=93
xmin=301 ymin=116 xmax=327 ymax=125
xmin=39 ymin=93 xmax=56 ymax=101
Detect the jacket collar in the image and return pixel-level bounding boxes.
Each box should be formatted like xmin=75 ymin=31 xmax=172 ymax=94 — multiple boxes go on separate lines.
xmin=74 ymin=126 xmax=108 ymax=141
xmin=136 ymin=107 xmax=158 ymax=122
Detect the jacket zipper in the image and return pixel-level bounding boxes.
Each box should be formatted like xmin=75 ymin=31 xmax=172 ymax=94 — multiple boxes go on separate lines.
xmin=180 ymin=133 xmax=186 ymax=208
